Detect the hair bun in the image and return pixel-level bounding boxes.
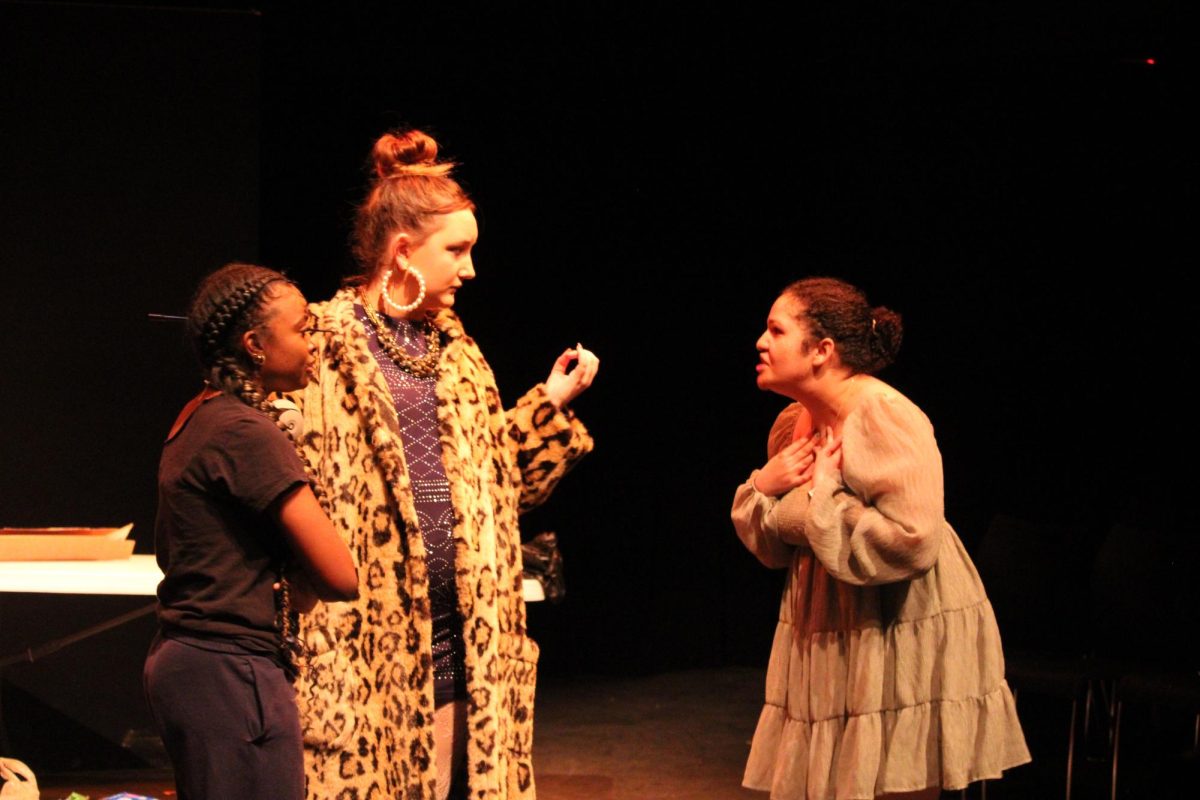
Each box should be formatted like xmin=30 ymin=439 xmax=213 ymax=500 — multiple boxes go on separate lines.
xmin=868 ymin=305 xmax=903 ymax=370
xmin=372 ymin=129 xmax=454 ymax=179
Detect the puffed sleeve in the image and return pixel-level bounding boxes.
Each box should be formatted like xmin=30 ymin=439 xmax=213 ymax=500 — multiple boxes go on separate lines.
xmin=731 ymin=404 xmax=809 ymax=569
xmin=731 ymin=477 xmax=794 ymax=569
xmin=803 ymin=391 xmax=944 ymax=585
xmin=506 ymin=383 xmax=594 ymax=512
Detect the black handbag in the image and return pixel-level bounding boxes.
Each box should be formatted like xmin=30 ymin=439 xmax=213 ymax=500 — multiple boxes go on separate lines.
xmin=521 ymin=531 xmax=565 ymax=603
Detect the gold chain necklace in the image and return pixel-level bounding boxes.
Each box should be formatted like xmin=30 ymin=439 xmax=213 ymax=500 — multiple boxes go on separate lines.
xmin=360 ymin=294 xmax=441 ymax=378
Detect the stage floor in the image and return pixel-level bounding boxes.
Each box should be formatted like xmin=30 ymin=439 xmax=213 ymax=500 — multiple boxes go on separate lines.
xmin=33 ymin=667 xmax=760 ymax=799
xmin=35 ymin=666 xmax=1194 ymax=799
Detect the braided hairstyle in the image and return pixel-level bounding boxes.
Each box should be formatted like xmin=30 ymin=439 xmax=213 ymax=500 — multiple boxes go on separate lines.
xmin=188 ymin=263 xmax=285 ymax=402
xmin=186 ymin=262 xmax=329 ymax=672
xmin=187 ymin=263 xmax=330 ymax=503
xmin=348 ymin=128 xmax=475 ymax=284
xmin=781 ymin=277 xmax=904 ymax=375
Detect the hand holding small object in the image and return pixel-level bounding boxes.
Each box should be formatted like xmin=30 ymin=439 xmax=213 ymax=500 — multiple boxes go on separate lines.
xmin=544 ymin=343 xmax=599 ymax=410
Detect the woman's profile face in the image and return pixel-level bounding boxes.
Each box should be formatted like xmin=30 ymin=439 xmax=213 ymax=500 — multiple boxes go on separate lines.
xmin=755 ymin=295 xmax=815 ymax=397
xmin=253 ymin=284 xmax=316 ymax=394
xmin=402 ymin=208 xmax=479 ymax=313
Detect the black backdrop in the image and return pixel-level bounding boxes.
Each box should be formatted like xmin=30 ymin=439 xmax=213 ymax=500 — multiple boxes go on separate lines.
xmin=0 ymin=1 xmax=261 ymax=765
xmin=0 ymin=3 xmax=260 ymax=532
xmin=2 ymin=2 xmax=1195 ymax=688
xmin=253 ymin=3 xmax=1198 ymax=674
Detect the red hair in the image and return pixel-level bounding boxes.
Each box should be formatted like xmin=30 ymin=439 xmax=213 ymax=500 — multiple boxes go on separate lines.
xmin=349 ymin=129 xmax=475 ymax=282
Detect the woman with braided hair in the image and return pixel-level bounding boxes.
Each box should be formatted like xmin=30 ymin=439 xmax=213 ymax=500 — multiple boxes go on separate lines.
xmin=145 ymin=263 xmax=358 ymax=800
xmin=732 ymin=277 xmax=1028 ymax=799
xmin=294 ymin=129 xmax=598 ymax=799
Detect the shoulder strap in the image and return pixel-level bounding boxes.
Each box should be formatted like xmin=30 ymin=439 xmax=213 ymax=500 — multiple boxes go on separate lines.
xmin=165 ymin=387 xmax=222 ymax=442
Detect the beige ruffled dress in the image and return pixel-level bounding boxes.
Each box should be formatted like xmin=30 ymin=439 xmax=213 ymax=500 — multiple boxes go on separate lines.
xmin=731 ymin=388 xmax=1030 ymax=799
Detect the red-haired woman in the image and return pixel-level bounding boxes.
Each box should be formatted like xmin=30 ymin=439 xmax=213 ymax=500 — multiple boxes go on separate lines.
xmin=294 ymin=130 xmax=598 ymax=800
xmin=732 ymin=278 xmax=1029 ymax=799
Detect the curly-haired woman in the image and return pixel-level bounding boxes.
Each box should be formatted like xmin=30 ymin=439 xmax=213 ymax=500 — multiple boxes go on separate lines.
xmin=733 ymin=277 xmax=1029 ymax=800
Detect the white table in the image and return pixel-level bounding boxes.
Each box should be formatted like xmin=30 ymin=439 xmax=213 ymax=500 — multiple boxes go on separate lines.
xmin=0 ymin=554 xmax=163 ymax=595
xmin=0 ymin=555 xmax=545 ymax=601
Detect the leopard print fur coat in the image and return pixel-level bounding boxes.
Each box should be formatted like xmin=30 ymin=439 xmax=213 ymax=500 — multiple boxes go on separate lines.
xmin=294 ymin=288 xmax=593 ymax=799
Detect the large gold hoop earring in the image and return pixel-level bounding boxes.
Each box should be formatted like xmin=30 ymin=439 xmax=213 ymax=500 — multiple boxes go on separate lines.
xmin=381 ymin=265 xmax=426 ymax=314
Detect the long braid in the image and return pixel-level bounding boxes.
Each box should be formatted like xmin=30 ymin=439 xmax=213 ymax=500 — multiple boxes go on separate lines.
xmin=187 ymin=263 xmax=328 ymax=676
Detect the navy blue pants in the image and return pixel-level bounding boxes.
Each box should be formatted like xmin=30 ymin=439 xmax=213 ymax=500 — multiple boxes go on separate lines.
xmin=144 ymin=637 xmax=303 ymax=800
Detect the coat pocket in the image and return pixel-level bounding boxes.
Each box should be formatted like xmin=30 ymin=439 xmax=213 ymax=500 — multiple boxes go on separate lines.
xmin=497 ymin=632 xmax=539 ymax=797
xmin=296 ymin=636 xmax=359 ymax=750
xmin=498 ymin=631 xmax=539 ymax=756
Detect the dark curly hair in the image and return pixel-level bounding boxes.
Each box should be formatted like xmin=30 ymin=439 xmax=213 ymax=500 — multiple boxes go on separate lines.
xmin=781 ymin=277 xmax=903 ymax=375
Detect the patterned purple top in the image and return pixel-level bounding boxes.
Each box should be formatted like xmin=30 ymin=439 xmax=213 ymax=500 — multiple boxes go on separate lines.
xmin=357 ymin=305 xmax=464 ymax=707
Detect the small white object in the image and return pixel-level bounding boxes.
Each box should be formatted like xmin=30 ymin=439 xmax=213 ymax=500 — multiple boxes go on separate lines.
xmin=272 ymin=397 xmax=303 ymax=440
xmin=522 ymin=578 xmax=545 ymax=603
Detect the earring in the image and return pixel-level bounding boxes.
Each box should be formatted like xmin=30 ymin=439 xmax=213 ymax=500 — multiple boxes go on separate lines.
xmin=381 ymin=264 xmax=426 ymax=314
xmin=252 ymin=352 xmax=266 ymax=365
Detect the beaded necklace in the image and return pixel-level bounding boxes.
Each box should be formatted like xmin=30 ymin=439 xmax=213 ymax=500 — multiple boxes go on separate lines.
xmin=268 ymin=401 xmax=325 ymax=675
xmin=241 ymin=385 xmax=329 ymax=677
xmin=360 ymin=293 xmax=442 ymax=377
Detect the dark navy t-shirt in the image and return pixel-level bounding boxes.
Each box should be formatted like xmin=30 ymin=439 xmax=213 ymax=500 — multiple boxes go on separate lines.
xmin=154 ymin=394 xmax=308 ymax=655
